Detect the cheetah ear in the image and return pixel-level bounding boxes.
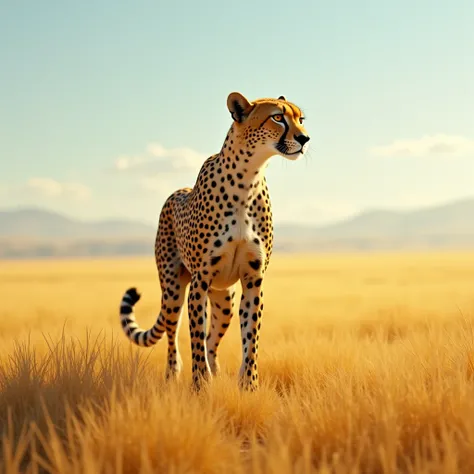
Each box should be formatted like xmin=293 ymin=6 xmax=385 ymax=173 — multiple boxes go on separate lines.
xmin=227 ymin=92 xmax=254 ymax=123
xmin=278 ymin=95 xmax=287 ymax=101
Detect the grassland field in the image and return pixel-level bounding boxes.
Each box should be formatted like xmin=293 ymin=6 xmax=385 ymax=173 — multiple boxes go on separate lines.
xmin=1 ymin=252 xmax=474 ymax=473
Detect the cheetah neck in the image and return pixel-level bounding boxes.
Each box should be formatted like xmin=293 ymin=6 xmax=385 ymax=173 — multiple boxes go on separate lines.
xmin=216 ymin=126 xmax=272 ymax=186
xmin=210 ymin=127 xmax=270 ymax=210
xmin=209 ymin=128 xmax=272 ymax=243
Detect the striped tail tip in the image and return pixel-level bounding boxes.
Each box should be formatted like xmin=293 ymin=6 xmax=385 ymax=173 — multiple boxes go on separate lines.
xmin=125 ymin=287 xmax=141 ymax=304
xmin=120 ymin=287 xmax=141 ymax=315
xmin=119 ymin=287 xmax=166 ymax=347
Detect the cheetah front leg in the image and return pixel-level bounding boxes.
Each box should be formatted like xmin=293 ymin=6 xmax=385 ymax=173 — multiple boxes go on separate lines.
xmin=207 ymin=287 xmax=236 ymax=375
xmin=188 ymin=272 xmax=212 ymax=389
xmin=238 ymin=260 xmax=265 ymax=391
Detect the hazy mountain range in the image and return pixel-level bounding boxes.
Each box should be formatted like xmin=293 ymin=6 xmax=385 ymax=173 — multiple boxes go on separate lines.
xmin=1 ymin=197 xmax=474 ymax=258
xmin=0 ymin=208 xmax=153 ymax=239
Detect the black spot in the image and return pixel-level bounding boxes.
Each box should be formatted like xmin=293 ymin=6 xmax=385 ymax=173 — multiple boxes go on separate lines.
xmin=215 ymin=240 xmax=222 ymax=247
xmin=211 ymin=256 xmax=222 ymax=265
xmin=249 ymin=259 xmax=261 ymax=270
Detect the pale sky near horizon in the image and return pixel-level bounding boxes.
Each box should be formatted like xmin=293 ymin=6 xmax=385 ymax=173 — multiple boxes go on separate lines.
xmin=1 ymin=0 xmax=473 ymax=225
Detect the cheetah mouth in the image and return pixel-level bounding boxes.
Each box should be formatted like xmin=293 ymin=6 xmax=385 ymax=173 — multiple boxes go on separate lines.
xmin=275 ymin=143 xmax=304 ymax=157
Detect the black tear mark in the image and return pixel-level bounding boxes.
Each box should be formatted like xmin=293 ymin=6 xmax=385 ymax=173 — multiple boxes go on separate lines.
xmin=277 ymin=109 xmax=289 ymax=148
xmin=211 ymin=256 xmax=222 ymax=266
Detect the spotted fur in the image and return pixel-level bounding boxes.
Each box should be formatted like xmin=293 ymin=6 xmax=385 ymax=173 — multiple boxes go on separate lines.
xmin=119 ymin=92 xmax=310 ymax=390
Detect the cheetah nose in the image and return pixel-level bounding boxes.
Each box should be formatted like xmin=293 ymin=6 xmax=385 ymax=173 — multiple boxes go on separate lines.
xmin=294 ymin=134 xmax=310 ymax=147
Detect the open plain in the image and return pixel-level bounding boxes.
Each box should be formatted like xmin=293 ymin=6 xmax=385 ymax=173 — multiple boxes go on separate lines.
xmin=1 ymin=252 xmax=474 ymax=473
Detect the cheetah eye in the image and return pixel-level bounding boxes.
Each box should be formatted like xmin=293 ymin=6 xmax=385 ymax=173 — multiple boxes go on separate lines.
xmin=299 ymin=117 xmax=305 ymax=124
xmin=272 ymin=114 xmax=283 ymax=123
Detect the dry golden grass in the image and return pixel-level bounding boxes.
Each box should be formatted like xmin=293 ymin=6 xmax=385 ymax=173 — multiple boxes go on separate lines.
xmin=1 ymin=252 xmax=474 ymax=473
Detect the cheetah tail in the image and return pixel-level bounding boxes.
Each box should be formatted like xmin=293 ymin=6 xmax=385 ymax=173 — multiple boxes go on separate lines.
xmin=119 ymin=287 xmax=166 ymax=347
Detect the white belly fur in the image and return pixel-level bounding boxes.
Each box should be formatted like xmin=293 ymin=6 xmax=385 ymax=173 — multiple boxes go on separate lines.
xmin=210 ymin=240 xmax=241 ymax=290
xmin=210 ymin=231 xmax=263 ymax=291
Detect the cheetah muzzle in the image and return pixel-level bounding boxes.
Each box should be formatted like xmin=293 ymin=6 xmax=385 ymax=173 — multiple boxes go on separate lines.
xmin=119 ymin=91 xmax=310 ymax=391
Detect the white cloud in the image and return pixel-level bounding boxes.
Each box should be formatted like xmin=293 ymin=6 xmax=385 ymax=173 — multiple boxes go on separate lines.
xmin=139 ymin=175 xmax=185 ymax=198
xmin=370 ymin=134 xmax=474 ymax=158
xmin=5 ymin=178 xmax=92 ymax=202
xmin=114 ymin=142 xmax=208 ymax=174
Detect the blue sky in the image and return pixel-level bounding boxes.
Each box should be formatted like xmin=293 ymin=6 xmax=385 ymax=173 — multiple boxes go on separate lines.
xmin=1 ymin=0 xmax=473 ymax=225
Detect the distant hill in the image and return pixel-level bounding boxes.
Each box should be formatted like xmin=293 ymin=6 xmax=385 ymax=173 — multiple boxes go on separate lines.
xmin=1 ymin=198 xmax=474 ymax=258
xmin=0 ymin=208 xmax=154 ymax=239
xmin=315 ymin=198 xmax=474 ymax=239
xmin=268 ymin=197 xmax=474 ymax=252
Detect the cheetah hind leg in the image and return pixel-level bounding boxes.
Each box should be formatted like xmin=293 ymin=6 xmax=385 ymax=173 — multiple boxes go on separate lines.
xmin=206 ymin=287 xmax=235 ymax=375
xmin=161 ymin=264 xmax=190 ymax=380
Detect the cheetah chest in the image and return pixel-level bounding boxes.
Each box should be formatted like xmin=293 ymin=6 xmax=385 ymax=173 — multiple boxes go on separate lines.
xmin=209 ymin=212 xmax=265 ymax=291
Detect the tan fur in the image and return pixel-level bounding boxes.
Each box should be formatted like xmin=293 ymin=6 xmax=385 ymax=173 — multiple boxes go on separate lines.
xmin=119 ymin=92 xmax=310 ymax=390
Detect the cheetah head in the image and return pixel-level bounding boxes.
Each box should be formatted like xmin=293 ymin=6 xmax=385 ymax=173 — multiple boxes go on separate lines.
xmin=227 ymin=92 xmax=310 ymax=161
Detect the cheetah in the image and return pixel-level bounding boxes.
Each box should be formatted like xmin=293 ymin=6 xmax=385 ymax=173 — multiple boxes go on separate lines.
xmin=119 ymin=92 xmax=310 ymax=390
